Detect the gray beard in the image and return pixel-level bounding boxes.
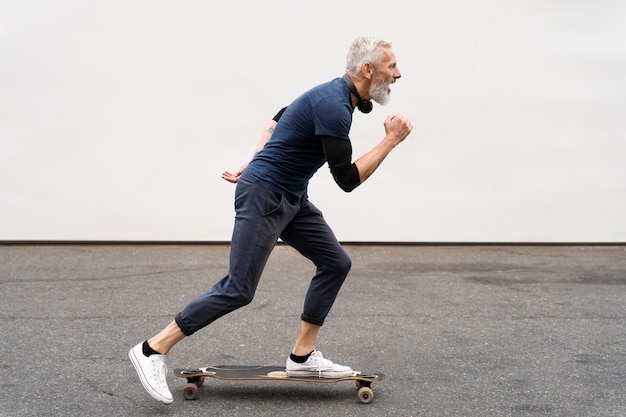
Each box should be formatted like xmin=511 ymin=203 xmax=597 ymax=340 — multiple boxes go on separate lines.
xmin=369 ymin=81 xmax=390 ymax=105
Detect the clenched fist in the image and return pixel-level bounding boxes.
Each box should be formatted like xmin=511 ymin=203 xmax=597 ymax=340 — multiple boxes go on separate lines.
xmin=383 ymin=113 xmax=413 ymax=147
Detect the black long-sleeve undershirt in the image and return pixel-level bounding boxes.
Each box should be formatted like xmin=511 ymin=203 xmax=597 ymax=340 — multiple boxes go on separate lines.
xmin=321 ymin=136 xmax=361 ymax=192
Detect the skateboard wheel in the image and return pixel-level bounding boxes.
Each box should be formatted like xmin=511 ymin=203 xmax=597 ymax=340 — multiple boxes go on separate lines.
xmin=183 ymin=383 xmax=199 ymax=400
xmin=357 ymin=387 xmax=374 ymax=404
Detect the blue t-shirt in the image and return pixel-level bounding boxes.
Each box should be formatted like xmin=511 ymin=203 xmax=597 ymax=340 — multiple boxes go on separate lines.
xmin=244 ymin=77 xmax=353 ymax=202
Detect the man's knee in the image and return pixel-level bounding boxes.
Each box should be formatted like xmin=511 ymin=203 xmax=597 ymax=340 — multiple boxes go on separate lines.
xmin=231 ymin=288 xmax=255 ymax=309
xmin=240 ymin=293 xmax=255 ymax=307
xmin=328 ymin=251 xmax=352 ymax=277
xmin=214 ymin=276 xmax=257 ymax=309
xmin=340 ymin=253 xmax=352 ymax=274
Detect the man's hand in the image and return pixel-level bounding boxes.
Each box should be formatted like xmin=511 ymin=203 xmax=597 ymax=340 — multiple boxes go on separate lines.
xmin=354 ymin=113 xmax=413 ymax=184
xmin=221 ymin=117 xmax=280 ymax=184
xmin=383 ymin=113 xmax=413 ymax=147
xmin=221 ymin=163 xmax=248 ymax=184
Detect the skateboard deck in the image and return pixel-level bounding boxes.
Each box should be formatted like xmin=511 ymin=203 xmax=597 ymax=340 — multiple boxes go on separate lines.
xmin=173 ymin=365 xmax=385 ymax=404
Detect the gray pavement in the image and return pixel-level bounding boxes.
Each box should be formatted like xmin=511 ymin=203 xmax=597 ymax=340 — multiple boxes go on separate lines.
xmin=0 ymin=244 xmax=624 ymax=417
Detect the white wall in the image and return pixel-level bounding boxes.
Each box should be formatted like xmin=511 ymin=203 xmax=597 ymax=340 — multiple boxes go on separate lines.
xmin=1 ymin=0 xmax=625 ymax=242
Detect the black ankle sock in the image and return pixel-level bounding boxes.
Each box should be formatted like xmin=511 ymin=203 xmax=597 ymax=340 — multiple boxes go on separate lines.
xmin=142 ymin=341 xmax=162 ymax=357
xmin=290 ymin=351 xmax=314 ymax=363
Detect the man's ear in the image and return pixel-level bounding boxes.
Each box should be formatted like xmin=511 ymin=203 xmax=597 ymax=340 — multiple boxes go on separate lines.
xmin=361 ymin=62 xmax=374 ymax=80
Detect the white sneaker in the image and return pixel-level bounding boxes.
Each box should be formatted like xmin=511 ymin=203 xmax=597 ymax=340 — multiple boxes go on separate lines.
xmin=128 ymin=342 xmax=173 ymax=404
xmin=286 ymin=350 xmax=354 ymax=378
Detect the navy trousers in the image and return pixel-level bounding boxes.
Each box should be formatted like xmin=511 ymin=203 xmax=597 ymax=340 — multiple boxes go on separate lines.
xmin=174 ymin=176 xmax=351 ymax=336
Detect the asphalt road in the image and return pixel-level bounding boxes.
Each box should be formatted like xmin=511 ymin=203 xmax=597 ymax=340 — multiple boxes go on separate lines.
xmin=1 ymin=244 xmax=624 ymax=417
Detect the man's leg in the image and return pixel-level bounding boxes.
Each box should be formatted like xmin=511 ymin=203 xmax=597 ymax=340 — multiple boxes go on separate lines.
xmin=148 ymin=321 xmax=186 ymax=355
xmin=280 ymin=199 xmax=352 ymax=327
xmin=292 ymin=320 xmax=321 ymax=356
xmin=130 ymin=177 xmax=299 ymax=402
xmin=281 ymin=200 xmax=353 ymax=378
xmin=174 ymin=178 xmax=298 ymax=335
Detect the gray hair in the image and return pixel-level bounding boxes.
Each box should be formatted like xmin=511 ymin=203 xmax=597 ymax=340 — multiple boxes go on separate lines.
xmin=345 ymin=37 xmax=392 ymax=75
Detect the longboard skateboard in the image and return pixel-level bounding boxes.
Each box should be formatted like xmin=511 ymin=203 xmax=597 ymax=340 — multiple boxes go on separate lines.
xmin=173 ymin=365 xmax=385 ymax=404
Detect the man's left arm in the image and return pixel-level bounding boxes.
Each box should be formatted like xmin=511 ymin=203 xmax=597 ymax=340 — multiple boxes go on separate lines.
xmin=221 ymin=107 xmax=287 ymax=184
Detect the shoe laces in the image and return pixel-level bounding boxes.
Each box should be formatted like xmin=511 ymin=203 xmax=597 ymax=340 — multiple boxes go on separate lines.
xmin=310 ymin=350 xmax=332 ymax=378
xmin=151 ymin=357 xmax=169 ymax=389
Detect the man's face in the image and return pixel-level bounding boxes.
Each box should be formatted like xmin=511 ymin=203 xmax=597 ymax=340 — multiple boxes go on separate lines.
xmin=369 ymin=47 xmax=402 ymax=105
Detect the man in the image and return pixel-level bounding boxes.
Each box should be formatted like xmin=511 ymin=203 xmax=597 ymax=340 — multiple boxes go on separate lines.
xmin=129 ymin=36 xmax=413 ymax=404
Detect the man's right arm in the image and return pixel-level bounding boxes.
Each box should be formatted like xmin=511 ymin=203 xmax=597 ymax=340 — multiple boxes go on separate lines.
xmin=354 ymin=113 xmax=413 ymax=183
xmin=323 ymin=113 xmax=413 ymax=192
